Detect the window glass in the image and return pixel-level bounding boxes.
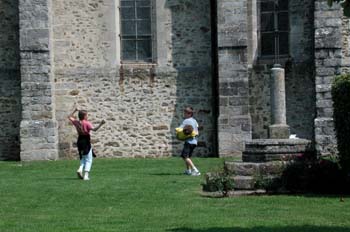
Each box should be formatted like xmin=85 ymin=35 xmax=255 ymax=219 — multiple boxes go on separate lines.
xmin=137 ymin=21 xmax=151 ymax=35
xmin=136 ymin=0 xmax=150 ymax=7
xmin=138 ymin=39 xmax=152 ymax=61
xmin=261 ymin=33 xmax=275 ymax=56
xmin=278 ymin=0 xmax=288 ymax=10
xmin=121 ymin=7 xmax=135 ymax=20
xmin=261 ymin=1 xmax=274 ymax=12
xmin=261 ymin=13 xmax=274 ymax=32
xmin=121 ymin=1 xmax=134 ymax=7
xmin=278 ymin=12 xmax=288 ymax=31
xmin=120 ymin=0 xmax=152 ymax=62
xmin=279 ymin=32 xmax=289 ymax=55
xmin=121 ymin=21 xmax=136 ymax=36
xmin=122 ymin=39 xmax=137 ymax=60
xmin=260 ymin=0 xmax=289 ymax=57
xmin=137 ymin=7 xmax=151 ymax=20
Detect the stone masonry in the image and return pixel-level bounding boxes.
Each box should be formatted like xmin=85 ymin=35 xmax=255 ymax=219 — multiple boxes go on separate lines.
xmin=314 ymin=0 xmax=342 ymax=156
xmin=52 ymin=0 xmax=214 ymax=158
xmin=0 ymin=0 xmax=349 ymax=160
xmin=19 ymin=0 xmax=59 ymax=160
xmin=217 ymin=0 xmax=252 ymax=157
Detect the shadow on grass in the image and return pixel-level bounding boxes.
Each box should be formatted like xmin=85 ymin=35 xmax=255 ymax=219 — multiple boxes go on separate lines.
xmin=167 ymin=225 xmax=350 ymax=232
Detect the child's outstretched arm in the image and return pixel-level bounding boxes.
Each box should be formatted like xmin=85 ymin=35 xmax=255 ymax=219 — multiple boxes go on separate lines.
xmin=91 ymin=120 xmax=106 ymax=131
xmin=68 ymin=108 xmax=78 ymax=123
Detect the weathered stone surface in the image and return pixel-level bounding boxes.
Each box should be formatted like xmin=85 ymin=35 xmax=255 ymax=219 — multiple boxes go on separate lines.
xmin=0 ymin=0 xmax=346 ymax=160
xmin=225 ymin=161 xmax=287 ymax=177
xmin=269 ymin=124 xmax=290 ymax=139
xmin=314 ymin=0 xmax=342 ymax=156
xmin=233 ymin=176 xmax=255 ymax=190
xmin=243 ymin=139 xmax=312 ymax=162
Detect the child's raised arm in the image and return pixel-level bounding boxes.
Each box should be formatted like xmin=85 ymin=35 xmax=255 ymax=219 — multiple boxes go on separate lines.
xmin=91 ymin=120 xmax=106 ymax=132
xmin=68 ymin=108 xmax=79 ymax=122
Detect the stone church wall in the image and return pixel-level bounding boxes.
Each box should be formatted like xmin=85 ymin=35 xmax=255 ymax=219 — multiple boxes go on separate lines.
xmin=52 ymin=0 xmax=215 ymax=158
xmin=0 ymin=0 xmax=21 ymax=160
xmin=342 ymin=17 xmax=350 ymax=73
xmin=249 ymin=0 xmax=316 ymax=141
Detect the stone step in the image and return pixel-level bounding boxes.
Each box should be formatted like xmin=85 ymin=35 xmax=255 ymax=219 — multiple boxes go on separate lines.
xmin=233 ymin=175 xmax=281 ymax=190
xmin=233 ymin=176 xmax=255 ymax=190
xmin=243 ymin=139 xmax=313 ymax=162
xmin=225 ymin=161 xmax=287 ymax=177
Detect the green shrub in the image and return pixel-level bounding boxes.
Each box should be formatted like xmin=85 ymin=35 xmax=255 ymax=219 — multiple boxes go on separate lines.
xmin=202 ymin=172 xmax=235 ymax=197
xmin=331 ymin=74 xmax=350 ymax=173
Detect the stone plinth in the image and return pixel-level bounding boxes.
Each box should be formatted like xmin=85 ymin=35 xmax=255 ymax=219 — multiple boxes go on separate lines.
xmin=269 ymin=124 xmax=290 ymax=139
xmin=242 ymin=139 xmax=312 ymax=162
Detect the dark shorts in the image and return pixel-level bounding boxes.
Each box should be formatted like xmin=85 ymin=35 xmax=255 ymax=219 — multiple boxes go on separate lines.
xmin=181 ymin=142 xmax=197 ymax=159
xmin=77 ymin=135 xmax=95 ymax=159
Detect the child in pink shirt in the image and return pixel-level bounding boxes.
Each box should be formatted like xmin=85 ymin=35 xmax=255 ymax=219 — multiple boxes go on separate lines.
xmin=68 ymin=108 xmax=105 ymax=180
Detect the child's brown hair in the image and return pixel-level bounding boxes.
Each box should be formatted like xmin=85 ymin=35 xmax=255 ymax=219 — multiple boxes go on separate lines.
xmin=78 ymin=110 xmax=87 ymax=120
xmin=184 ymin=107 xmax=194 ymax=117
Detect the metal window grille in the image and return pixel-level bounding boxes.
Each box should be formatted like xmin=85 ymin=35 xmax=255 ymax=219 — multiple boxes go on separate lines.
xmin=260 ymin=0 xmax=289 ymax=58
xmin=120 ymin=0 xmax=152 ymax=62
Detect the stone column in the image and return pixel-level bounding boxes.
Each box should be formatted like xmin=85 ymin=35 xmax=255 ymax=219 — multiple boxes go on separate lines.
xmin=314 ymin=0 xmax=342 ymax=156
xmin=217 ymin=0 xmax=252 ymax=157
xmin=269 ymin=66 xmax=289 ymax=139
xmin=19 ymin=0 xmax=58 ymax=160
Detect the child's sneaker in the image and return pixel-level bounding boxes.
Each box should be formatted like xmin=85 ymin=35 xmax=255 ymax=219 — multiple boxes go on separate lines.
xmin=184 ymin=170 xmax=192 ymax=175
xmin=77 ymin=171 xmax=83 ymax=179
xmin=83 ymin=172 xmax=90 ymax=181
xmin=191 ymin=170 xmax=201 ymax=176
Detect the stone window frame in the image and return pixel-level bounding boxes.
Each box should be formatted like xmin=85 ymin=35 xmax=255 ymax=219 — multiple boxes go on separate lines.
xmin=257 ymin=0 xmax=290 ymax=63
xmin=116 ymin=0 xmax=157 ymax=65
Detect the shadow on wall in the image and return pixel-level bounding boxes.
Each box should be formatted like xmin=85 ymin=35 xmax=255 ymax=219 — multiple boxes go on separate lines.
xmin=0 ymin=0 xmax=21 ymax=161
xmin=167 ymin=226 xmax=350 ymax=232
xmin=165 ymin=0 xmax=217 ymax=157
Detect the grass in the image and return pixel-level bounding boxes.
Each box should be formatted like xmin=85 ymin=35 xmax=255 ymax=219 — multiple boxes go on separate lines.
xmin=0 ymin=157 xmax=350 ymax=232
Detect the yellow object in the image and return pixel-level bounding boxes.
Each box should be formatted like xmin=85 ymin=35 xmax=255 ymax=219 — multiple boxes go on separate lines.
xmin=175 ymin=127 xmax=197 ymax=141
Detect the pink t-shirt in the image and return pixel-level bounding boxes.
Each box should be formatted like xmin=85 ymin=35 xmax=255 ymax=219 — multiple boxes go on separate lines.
xmin=72 ymin=119 xmax=93 ymax=135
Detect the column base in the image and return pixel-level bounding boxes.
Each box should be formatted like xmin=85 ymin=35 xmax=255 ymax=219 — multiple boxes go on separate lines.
xmin=269 ymin=124 xmax=290 ymax=139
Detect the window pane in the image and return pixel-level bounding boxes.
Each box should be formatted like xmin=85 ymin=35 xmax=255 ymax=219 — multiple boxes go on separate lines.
xmin=121 ymin=7 xmax=135 ymax=20
xmin=278 ymin=32 xmax=289 ymax=55
xmin=122 ymin=39 xmax=137 ymax=60
xmin=136 ymin=0 xmax=150 ymax=7
xmin=278 ymin=12 xmax=288 ymax=31
xmin=278 ymin=0 xmax=288 ymax=10
xmin=261 ymin=1 xmax=274 ymax=12
xmin=137 ymin=39 xmax=152 ymax=61
xmin=261 ymin=33 xmax=275 ymax=56
xmin=137 ymin=7 xmax=151 ymax=20
xmin=121 ymin=20 xmax=136 ymax=36
xmin=120 ymin=0 xmax=153 ymax=62
xmin=261 ymin=13 xmax=274 ymax=32
xmin=137 ymin=20 xmax=151 ymax=35
xmin=121 ymin=0 xmax=134 ymax=7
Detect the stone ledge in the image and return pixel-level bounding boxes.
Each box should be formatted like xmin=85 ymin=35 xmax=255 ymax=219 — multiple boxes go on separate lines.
xmin=243 ymin=139 xmax=313 ymax=162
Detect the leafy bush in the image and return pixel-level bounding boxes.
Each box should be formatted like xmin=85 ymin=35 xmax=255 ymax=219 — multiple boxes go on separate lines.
xmin=202 ymin=172 xmax=235 ymax=197
xmin=331 ymin=74 xmax=350 ymax=173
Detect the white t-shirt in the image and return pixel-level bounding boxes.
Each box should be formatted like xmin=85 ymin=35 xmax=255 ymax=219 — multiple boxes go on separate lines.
xmin=180 ymin=117 xmax=199 ymax=145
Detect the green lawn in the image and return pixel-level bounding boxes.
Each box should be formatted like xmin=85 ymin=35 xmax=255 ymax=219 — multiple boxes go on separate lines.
xmin=0 ymin=157 xmax=350 ymax=232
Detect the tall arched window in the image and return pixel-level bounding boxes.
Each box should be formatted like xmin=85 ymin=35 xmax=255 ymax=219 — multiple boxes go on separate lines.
xmin=120 ymin=0 xmax=152 ymax=62
xmin=260 ymin=0 xmax=289 ymax=58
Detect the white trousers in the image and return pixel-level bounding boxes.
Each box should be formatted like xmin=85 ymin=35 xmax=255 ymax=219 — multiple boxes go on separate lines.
xmin=80 ymin=148 xmax=93 ymax=172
